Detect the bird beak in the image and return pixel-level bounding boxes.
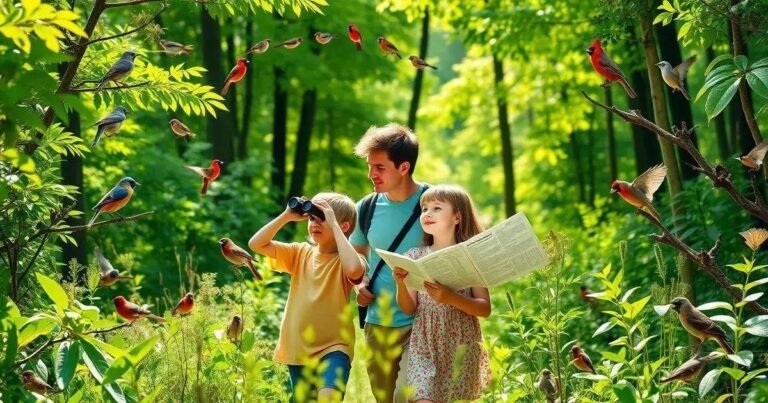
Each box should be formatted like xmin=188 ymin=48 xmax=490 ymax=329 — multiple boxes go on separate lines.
xmin=655 ymin=62 xmax=662 ymax=66
xmin=134 ymin=181 xmax=141 ymax=186
xmin=610 ymin=188 xmax=617 ymax=194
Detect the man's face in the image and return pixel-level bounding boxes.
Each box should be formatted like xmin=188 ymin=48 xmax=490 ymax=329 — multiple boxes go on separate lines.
xmin=366 ymin=150 xmax=408 ymax=193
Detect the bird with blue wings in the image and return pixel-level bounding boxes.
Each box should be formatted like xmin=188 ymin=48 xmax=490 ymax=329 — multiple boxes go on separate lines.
xmin=91 ymin=106 xmax=127 ymax=147
xmin=88 ymin=177 xmax=140 ymax=227
xmin=96 ymin=51 xmax=138 ymax=90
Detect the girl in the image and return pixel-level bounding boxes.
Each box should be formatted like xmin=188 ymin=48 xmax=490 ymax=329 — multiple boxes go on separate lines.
xmin=393 ymin=184 xmax=491 ymax=403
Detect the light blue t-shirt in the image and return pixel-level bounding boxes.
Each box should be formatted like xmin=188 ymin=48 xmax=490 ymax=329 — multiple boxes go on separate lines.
xmin=350 ymin=183 xmax=428 ymax=327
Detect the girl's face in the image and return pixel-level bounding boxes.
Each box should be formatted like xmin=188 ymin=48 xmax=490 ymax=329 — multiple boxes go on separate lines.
xmin=420 ymin=200 xmax=460 ymax=237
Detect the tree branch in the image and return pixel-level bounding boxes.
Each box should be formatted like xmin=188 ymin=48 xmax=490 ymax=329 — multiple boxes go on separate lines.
xmin=104 ymin=0 xmax=164 ymax=8
xmin=581 ymin=91 xmax=768 ymax=224
xmin=67 ymin=81 xmax=151 ymax=93
xmin=85 ymin=3 xmax=166 ymax=46
xmin=12 ymin=323 xmax=132 ymax=368
xmin=53 ymin=211 xmax=155 ymax=233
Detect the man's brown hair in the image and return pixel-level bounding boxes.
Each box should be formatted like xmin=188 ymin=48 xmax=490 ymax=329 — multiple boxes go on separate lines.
xmin=354 ymin=123 xmax=419 ymax=175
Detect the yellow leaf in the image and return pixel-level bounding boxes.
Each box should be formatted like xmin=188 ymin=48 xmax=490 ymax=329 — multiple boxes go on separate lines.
xmin=53 ymin=19 xmax=87 ymax=38
xmin=21 ymin=0 xmax=41 ymax=13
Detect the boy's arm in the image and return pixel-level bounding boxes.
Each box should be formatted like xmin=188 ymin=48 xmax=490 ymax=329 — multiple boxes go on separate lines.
xmin=315 ymin=200 xmax=365 ymax=282
xmin=248 ymin=208 xmax=306 ymax=259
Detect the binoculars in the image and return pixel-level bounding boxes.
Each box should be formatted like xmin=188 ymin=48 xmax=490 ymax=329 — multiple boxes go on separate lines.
xmin=287 ymin=197 xmax=326 ymax=221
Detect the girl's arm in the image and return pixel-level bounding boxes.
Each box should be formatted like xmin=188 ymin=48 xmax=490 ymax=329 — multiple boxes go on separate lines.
xmin=393 ymin=267 xmax=418 ymax=315
xmin=424 ymin=283 xmax=491 ymax=318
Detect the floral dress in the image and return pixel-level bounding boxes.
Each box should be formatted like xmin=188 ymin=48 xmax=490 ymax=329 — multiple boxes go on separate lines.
xmin=405 ymin=246 xmax=491 ymax=402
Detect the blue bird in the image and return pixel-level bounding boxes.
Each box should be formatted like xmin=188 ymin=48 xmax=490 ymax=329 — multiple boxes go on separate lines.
xmin=91 ymin=106 xmax=127 ymax=147
xmin=88 ymin=177 xmax=140 ymax=227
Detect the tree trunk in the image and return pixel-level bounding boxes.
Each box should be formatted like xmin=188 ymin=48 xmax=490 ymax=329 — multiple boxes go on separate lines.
xmin=730 ymin=0 xmax=763 ymax=145
xmin=60 ymin=109 xmax=86 ymax=283
xmin=570 ymin=131 xmax=586 ymax=204
xmin=272 ymin=66 xmax=288 ymax=202
xmin=328 ymin=109 xmax=336 ymax=188
xmin=629 ymin=70 xmax=663 ymax=175
xmin=240 ymin=19 xmax=254 ymax=164
xmin=586 ymin=111 xmax=596 ymax=206
xmin=226 ymin=31 xmax=239 ymax=144
xmin=640 ymin=12 xmax=695 ymax=301
xmin=492 ymin=55 xmax=516 ymax=217
xmin=656 ymin=22 xmax=699 ymax=180
xmin=408 ymin=8 xmax=430 ymax=131
xmin=200 ymin=9 xmax=235 ymax=163
xmin=605 ymin=86 xmax=618 ymax=181
xmin=704 ymin=47 xmax=731 ymax=160
xmin=287 ymin=89 xmax=318 ymax=199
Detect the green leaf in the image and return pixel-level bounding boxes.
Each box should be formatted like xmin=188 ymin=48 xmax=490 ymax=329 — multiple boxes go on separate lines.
xmin=55 ymin=340 xmax=79 ymax=390
xmin=654 ymin=304 xmax=671 ymax=316
xmin=744 ymin=315 xmax=768 ymax=327
xmin=102 ymin=336 xmax=158 ymax=384
xmin=744 ymin=292 xmax=764 ymax=303
xmin=699 ymin=368 xmax=722 ymax=397
xmin=1 ymin=321 xmax=18 ymax=370
xmin=751 ymin=57 xmax=768 ymax=69
xmin=35 ymin=273 xmax=69 ymax=315
xmin=715 ymin=394 xmax=733 ymax=403
xmin=572 ymin=372 xmax=609 ymax=381
xmin=745 ymin=277 xmax=768 ymax=291
xmin=706 ymin=78 xmax=741 ymax=121
xmin=613 ymin=382 xmax=639 ymax=403
xmin=741 ymin=368 xmax=768 ymax=385
xmin=744 ymin=319 xmax=768 ymax=337
xmin=659 ymin=0 xmax=676 ymax=12
xmin=103 ymin=381 xmax=127 ymax=403
xmin=18 ymin=315 xmax=57 ymax=347
xmin=593 ymin=321 xmax=616 ymax=337
xmin=746 ymin=72 xmax=768 ymax=99
xmin=634 ymin=335 xmax=657 ymax=352
xmin=721 ymin=367 xmax=745 ymax=380
xmin=734 ymin=55 xmax=748 ymax=71
xmin=80 ymin=338 xmax=111 ymax=383
xmin=653 ymin=11 xmax=671 ymax=25
xmin=677 ymin=21 xmax=692 ymax=40
xmin=705 ymin=54 xmax=734 ymax=76
xmin=747 ymin=67 xmax=768 ymax=97
xmin=697 ymin=301 xmax=734 ymax=312
xmin=727 ymin=351 xmax=753 ymax=368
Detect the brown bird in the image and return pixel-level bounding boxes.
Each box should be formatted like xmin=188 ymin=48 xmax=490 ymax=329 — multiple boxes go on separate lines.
xmin=571 ymin=345 xmax=596 ymax=374
xmin=736 ymin=141 xmax=768 ymax=170
xmin=185 ymin=159 xmax=222 ymax=195
xmin=538 ymin=368 xmax=558 ymax=402
xmin=172 ymin=292 xmax=194 ymax=317
xmin=670 ymin=297 xmax=734 ymax=354
xmin=21 ymin=370 xmax=57 ymax=395
xmin=377 ymin=36 xmax=402 ymax=59
xmin=579 ymin=285 xmax=595 ymax=305
xmin=610 ymin=164 xmax=667 ymax=221
xmin=169 ymin=118 xmax=196 ymax=140
xmin=95 ymin=246 xmax=132 ymax=287
xmin=656 ymin=55 xmax=697 ymax=100
xmin=276 ymin=37 xmax=302 ymax=49
xmin=226 ymin=314 xmax=244 ymax=343
xmin=660 ymin=351 xmax=721 ymax=383
xmin=246 ymin=39 xmax=271 ymax=55
xmin=409 ymin=55 xmax=437 ymax=70
xmin=314 ymin=32 xmax=338 ymax=45
xmin=158 ymin=39 xmax=193 ymax=56
xmin=219 ymin=238 xmax=262 ymax=280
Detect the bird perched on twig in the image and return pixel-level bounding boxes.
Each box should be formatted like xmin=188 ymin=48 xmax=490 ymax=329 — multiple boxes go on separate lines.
xmin=246 ymin=39 xmax=271 ymax=55
xmin=172 ymin=292 xmax=194 ymax=317
xmin=610 ymin=164 xmax=667 ymax=221
xmin=571 ymin=345 xmax=596 ymax=374
xmin=219 ymin=238 xmax=262 ymax=280
xmin=377 ymin=36 xmax=401 ymax=59
xmin=660 ymin=351 xmax=721 ymax=383
xmin=169 ymin=118 xmax=196 ymax=141
xmin=314 ymin=32 xmax=338 ymax=45
xmin=21 ymin=370 xmax=57 ymax=395
xmin=158 ymin=39 xmax=193 ymax=56
xmin=97 ymin=51 xmax=138 ymax=90
xmin=409 ymin=56 xmax=437 ymax=70
xmin=670 ymin=297 xmax=734 ymax=354
xmin=538 ymin=368 xmax=558 ymax=402
xmin=91 ymin=106 xmax=127 ymax=147
xmin=185 ymin=159 xmax=222 ymax=195
xmin=736 ymin=141 xmax=768 ymax=170
xmin=656 ymin=55 xmax=697 ymax=100
xmin=226 ymin=314 xmax=244 ymax=343
xmin=113 ymin=296 xmax=165 ymax=322
xmin=95 ymin=246 xmax=132 ymax=287
xmin=586 ymin=39 xmax=636 ymax=98
xmin=89 ymin=177 xmax=140 ymax=227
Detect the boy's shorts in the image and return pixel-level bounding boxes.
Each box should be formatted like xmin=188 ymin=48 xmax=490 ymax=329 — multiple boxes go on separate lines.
xmin=288 ymin=351 xmax=351 ymax=396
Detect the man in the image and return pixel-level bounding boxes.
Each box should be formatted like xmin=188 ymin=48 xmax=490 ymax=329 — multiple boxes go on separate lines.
xmin=351 ymin=123 xmax=428 ymax=403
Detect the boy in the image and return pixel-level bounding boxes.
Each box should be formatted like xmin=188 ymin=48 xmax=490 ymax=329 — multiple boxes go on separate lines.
xmin=249 ymin=192 xmax=366 ymax=402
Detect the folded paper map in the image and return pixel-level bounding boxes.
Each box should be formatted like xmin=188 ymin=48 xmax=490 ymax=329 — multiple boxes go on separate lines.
xmin=376 ymin=213 xmax=550 ymax=292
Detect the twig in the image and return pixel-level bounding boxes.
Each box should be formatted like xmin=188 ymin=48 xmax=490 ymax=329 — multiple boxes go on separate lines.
xmin=59 ymin=211 xmax=155 ymax=233
xmin=581 ymin=91 xmax=768 ymax=224
xmin=104 ymin=0 xmax=164 ymax=8
xmin=86 ymin=3 xmax=166 ymax=46
xmin=67 ymin=81 xmax=151 ymax=93
xmin=12 ymin=323 xmax=131 ymax=368
xmin=71 ymin=79 xmax=102 ymax=89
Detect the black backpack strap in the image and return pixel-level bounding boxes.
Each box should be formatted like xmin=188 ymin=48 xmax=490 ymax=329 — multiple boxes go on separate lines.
xmin=359 ymin=192 xmax=378 ymax=238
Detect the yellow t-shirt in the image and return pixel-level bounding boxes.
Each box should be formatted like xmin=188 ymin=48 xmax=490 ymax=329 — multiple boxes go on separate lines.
xmin=269 ymin=242 xmax=364 ymax=365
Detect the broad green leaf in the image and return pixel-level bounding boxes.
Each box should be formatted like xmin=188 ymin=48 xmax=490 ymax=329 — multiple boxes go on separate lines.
xmin=744 ymin=315 xmax=768 ymax=327
xmin=653 ymin=12 xmax=671 ymax=25
xmin=696 ymin=68 xmax=736 ymax=102
xmin=706 ymin=78 xmax=741 ymax=121
xmin=697 ymin=301 xmax=733 ymax=312
xmin=705 ymin=54 xmax=734 ymax=76
xmin=741 ymin=368 xmax=768 ymax=385
xmin=572 ymin=372 xmax=609 ymax=381
xmin=677 ymin=21 xmax=692 ymax=40
xmin=103 ymin=381 xmax=126 ymax=403
xmin=621 ymin=287 xmax=640 ymax=304
xmin=744 ymin=319 xmax=768 ymax=337
xmin=734 ymin=55 xmax=748 ymax=71
xmin=745 ymin=277 xmax=768 ymax=291
xmin=721 ymin=367 xmax=745 ymax=380
xmin=634 ymin=335 xmax=657 ymax=352
xmin=752 ymin=57 xmax=768 ymax=69
xmin=35 ymin=273 xmax=69 ymax=314
xmin=18 ymin=316 xmax=57 ymax=347
xmin=55 ymin=340 xmax=79 ymax=390
xmin=699 ymin=368 xmax=722 ymax=397
xmin=2 ymin=321 xmax=18 ymax=370
xmin=80 ymin=339 xmax=111 ymax=383
xmin=746 ymin=72 xmax=768 ymax=99
xmin=593 ymin=321 xmax=616 ymax=337
xmin=613 ymin=382 xmax=639 ymax=403
xmin=715 ymin=394 xmax=733 ymax=403
xmin=102 ymin=336 xmax=158 ymax=384
xmin=727 ymin=351 xmax=753 ymax=368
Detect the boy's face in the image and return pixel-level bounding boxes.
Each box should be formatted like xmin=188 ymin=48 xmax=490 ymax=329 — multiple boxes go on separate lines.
xmin=420 ymin=200 xmax=459 ymax=237
xmin=366 ymin=150 xmax=409 ymax=193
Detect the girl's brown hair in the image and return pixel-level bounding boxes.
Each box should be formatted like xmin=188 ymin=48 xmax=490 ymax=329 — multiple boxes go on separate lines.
xmin=420 ymin=184 xmax=484 ymax=246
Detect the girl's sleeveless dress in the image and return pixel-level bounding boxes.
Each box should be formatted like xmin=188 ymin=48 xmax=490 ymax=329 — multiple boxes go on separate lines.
xmin=405 ymin=246 xmax=491 ymax=402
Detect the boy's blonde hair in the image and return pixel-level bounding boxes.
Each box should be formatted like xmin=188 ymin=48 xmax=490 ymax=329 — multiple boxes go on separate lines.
xmin=354 ymin=123 xmax=419 ymax=175
xmin=311 ymin=192 xmax=357 ymax=237
xmin=420 ymin=184 xmax=483 ymax=245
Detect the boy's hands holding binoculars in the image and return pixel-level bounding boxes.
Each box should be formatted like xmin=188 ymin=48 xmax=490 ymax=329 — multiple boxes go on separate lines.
xmin=311 ymin=199 xmax=336 ymax=227
xmin=283 ymin=197 xmax=309 ymax=222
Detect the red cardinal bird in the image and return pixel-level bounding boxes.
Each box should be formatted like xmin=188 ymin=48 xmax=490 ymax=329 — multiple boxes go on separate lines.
xmin=348 ymin=24 xmax=362 ymax=51
xmin=221 ymin=58 xmax=249 ymax=96
xmin=219 ymin=238 xmax=262 ymax=280
xmin=611 ymin=164 xmax=667 ymax=221
xmin=185 ymin=159 xmax=222 ymax=195
xmin=113 ymin=296 xmax=165 ymax=322
xmin=586 ymin=39 xmax=636 ymax=98
xmin=571 ymin=345 xmax=596 ymax=373
xmin=172 ymin=292 xmax=194 ymax=317
xmin=579 ymin=285 xmax=595 ymax=305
